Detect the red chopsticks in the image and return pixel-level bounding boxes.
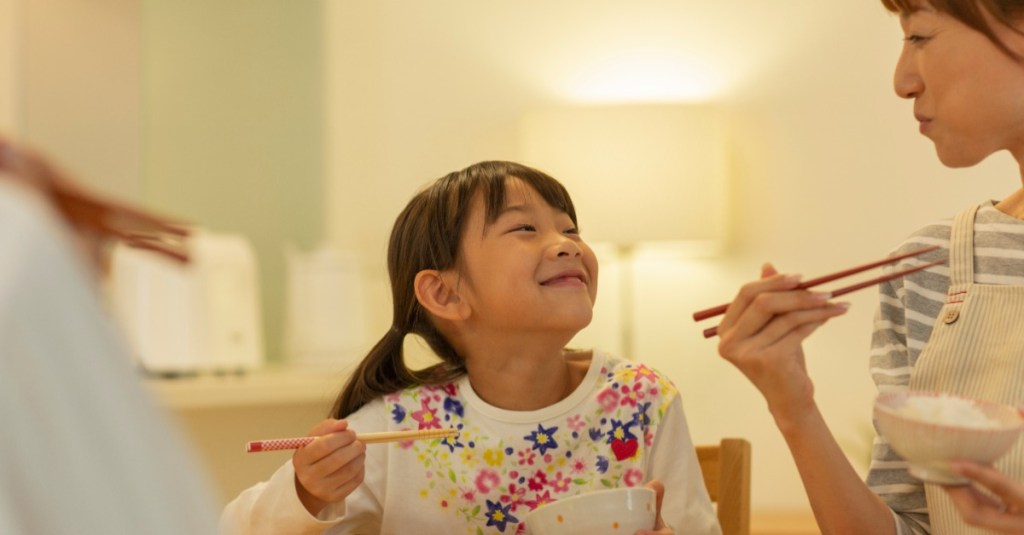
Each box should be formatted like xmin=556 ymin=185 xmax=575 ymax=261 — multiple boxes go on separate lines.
xmin=695 ymin=245 xmax=943 ymax=338
xmin=0 ymin=137 xmax=190 ymax=263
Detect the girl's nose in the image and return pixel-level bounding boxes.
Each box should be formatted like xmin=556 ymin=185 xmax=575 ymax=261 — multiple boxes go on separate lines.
xmin=552 ymin=235 xmax=583 ymax=258
xmin=893 ymin=48 xmax=922 ymax=99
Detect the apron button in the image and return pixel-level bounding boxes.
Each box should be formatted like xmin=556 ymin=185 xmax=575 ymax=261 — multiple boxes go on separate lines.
xmin=944 ymin=310 xmax=960 ymax=324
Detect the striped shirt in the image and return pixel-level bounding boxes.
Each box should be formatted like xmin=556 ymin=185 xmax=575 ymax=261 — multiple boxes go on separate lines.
xmin=866 ymin=200 xmax=1024 ymax=535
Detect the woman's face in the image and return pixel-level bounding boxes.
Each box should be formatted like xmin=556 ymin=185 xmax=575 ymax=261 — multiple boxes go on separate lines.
xmin=894 ymin=4 xmax=1024 ymax=167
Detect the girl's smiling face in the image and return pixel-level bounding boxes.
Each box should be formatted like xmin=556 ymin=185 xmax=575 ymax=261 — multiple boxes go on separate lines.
xmin=894 ymin=4 xmax=1024 ymax=167
xmin=451 ymin=177 xmax=598 ymax=338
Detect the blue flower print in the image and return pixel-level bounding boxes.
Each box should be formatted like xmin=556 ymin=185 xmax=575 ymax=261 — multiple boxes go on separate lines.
xmin=391 ymin=404 xmax=406 ymax=424
xmin=588 ymin=427 xmax=604 ymax=441
xmin=485 ymin=499 xmax=518 ymax=532
xmin=440 ymin=430 xmax=465 ymax=453
xmin=524 ymin=423 xmax=559 ymax=455
xmin=633 ymin=402 xmax=652 ymax=427
xmin=443 ymin=396 xmax=464 ymax=418
xmin=596 ymin=455 xmax=609 ymax=474
xmin=606 ymin=418 xmax=638 ymax=444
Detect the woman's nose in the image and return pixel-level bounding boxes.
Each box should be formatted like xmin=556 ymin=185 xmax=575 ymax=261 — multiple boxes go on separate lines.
xmin=893 ymin=48 xmax=922 ymax=99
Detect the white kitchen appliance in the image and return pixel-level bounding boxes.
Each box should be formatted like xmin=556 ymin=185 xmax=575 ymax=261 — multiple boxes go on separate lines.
xmin=107 ymin=229 xmax=264 ymax=375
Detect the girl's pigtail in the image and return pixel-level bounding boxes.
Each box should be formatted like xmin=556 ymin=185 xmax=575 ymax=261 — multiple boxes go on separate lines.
xmin=332 ymin=327 xmax=409 ymax=418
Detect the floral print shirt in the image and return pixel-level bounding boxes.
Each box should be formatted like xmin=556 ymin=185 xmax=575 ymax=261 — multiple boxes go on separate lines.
xmin=220 ymin=351 xmax=720 ymax=535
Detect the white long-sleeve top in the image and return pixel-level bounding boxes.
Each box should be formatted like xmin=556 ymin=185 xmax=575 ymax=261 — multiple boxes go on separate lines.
xmin=221 ymin=350 xmax=720 ymax=535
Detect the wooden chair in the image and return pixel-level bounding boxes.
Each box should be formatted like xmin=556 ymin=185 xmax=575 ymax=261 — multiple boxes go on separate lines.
xmin=696 ymin=438 xmax=752 ymax=535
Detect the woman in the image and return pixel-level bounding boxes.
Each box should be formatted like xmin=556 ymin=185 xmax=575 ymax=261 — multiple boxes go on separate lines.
xmin=715 ymin=1 xmax=1024 ymax=533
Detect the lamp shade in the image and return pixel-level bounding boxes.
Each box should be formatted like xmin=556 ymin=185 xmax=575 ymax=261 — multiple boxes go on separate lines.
xmin=519 ymin=105 xmax=728 ymax=247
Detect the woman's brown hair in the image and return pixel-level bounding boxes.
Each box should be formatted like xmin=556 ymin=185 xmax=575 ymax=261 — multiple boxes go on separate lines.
xmin=880 ymin=0 xmax=1024 ymax=58
xmin=330 ymin=161 xmax=578 ymax=418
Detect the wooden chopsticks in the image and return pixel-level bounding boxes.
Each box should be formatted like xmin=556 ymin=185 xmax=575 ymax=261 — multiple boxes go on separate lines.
xmin=695 ymin=245 xmax=943 ymax=338
xmin=245 ymin=428 xmax=459 ymax=453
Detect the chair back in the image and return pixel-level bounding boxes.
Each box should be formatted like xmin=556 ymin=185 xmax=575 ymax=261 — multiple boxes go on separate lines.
xmin=696 ymin=438 xmax=752 ymax=535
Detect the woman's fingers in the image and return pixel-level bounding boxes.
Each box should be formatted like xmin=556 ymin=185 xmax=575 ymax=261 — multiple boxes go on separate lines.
xmin=945 ymin=462 xmax=1024 ymax=533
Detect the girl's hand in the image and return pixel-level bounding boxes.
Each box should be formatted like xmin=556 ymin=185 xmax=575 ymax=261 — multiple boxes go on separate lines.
xmin=636 ymin=480 xmax=674 ymax=534
xmin=293 ymin=419 xmax=367 ymax=516
xmin=715 ymin=263 xmax=849 ymax=426
xmin=944 ymin=461 xmax=1024 ymax=534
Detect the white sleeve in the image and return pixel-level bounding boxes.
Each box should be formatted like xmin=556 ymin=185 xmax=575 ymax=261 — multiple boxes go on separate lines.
xmin=219 ymin=462 xmax=346 ymax=535
xmin=219 ymin=402 xmax=388 ymax=535
xmin=0 ymin=182 xmax=219 ymax=534
xmin=646 ymin=394 xmax=723 ymax=535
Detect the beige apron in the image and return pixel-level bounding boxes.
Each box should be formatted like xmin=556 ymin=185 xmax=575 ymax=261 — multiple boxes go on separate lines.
xmin=908 ymin=204 xmax=1024 ymax=535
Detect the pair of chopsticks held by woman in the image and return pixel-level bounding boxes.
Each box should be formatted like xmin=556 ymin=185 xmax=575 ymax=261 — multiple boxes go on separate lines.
xmin=11 ymin=1 xmax=1024 ymax=534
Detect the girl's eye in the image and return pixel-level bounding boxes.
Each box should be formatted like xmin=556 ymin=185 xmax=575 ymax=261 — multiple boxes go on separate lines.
xmin=564 ymin=227 xmax=579 ymax=235
xmin=511 ymin=224 xmax=536 ymax=232
xmin=904 ymin=34 xmax=929 ymax=44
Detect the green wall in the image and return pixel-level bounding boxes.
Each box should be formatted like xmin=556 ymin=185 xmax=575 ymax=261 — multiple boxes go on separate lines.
xmin=143 ymin=0 xmax=324 ymax=362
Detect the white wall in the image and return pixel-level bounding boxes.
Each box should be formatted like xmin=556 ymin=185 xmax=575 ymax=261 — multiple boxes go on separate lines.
xmin=324 ymin=0 xmax=1018 ymax=513
xmin=20 ymin=0 xmax=141 ymax=199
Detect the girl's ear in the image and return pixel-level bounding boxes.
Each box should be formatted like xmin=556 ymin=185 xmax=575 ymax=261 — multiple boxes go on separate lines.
xmin=414 ymin=270 xmax=470 ymax=321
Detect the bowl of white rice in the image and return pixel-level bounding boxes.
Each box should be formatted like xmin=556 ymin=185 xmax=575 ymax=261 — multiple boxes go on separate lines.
xmin=874 ymin=391 xmax=1024 ymax=485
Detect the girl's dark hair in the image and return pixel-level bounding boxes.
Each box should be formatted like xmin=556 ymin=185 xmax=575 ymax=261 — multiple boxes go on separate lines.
xmin=331 ymin=161 xmax=577 ymax=418
xmin=880 ymin=0 xmax=1024 ymax=58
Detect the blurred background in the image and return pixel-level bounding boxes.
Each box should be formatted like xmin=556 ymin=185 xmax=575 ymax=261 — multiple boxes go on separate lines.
xmin=1 ymin=1 xmax=1016 ymax=532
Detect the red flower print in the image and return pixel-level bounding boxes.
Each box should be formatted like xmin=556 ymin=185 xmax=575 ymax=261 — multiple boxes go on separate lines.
xmin=619 ymin=382 xmax=643 ymax=407
xmin=460 ymin=487 xmax=476 ymax=502
xmin=411 ymin=399 xmax=441 ymax=430
xmin=549 ymin=471 xmax=571 ymax=493
xmin=597 ymin=389 xmax=620 ymax=413
xmin=475 ymin=469 xmax=501 ymax=494
xmin=623 ymin=468 xmax=643 ymax=487
xmin=517 ymin=449 xmax=536 ymax=466
xmin=527 ymin=470 xmax=548 ymax=491
xmin=634 ymin=364 xmax=657 ymax=383
xmin=525 ymin=489 xmax=554 ymax=510
xmin=570 ymin=459 xmax=588 ymax=474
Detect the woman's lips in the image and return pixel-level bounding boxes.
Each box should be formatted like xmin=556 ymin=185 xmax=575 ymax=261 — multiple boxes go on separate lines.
xmin=915 ymin=114 xmax=932 ymax=134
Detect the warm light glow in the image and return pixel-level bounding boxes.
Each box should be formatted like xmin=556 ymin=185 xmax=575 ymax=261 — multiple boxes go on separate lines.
xmin=554 ymin=50 xmax=724 ymax=103
xmin=520 ymin=104 xmax=729 ymax=247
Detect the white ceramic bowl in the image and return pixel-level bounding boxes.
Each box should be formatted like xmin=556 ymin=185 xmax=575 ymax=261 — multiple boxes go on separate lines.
xmin=874 ymin=391 xmax=1024 ymax=484
xmin=523 ymin=487 xmax=656 ymax=535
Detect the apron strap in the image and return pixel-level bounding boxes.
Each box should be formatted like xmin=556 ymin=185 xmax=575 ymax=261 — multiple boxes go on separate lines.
xmin=948 ymin=205 xmax=979 ymax=289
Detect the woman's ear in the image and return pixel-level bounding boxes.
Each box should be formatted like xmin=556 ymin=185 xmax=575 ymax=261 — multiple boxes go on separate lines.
xmin=414 ymin=270 xmax=470 ymax=321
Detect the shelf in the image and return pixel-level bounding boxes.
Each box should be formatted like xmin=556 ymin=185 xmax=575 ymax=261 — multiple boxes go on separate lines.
xmin=146 ymin=365 xmax=349 ymax=410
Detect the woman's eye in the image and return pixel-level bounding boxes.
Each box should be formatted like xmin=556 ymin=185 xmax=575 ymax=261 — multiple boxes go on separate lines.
xmin=904 ymin=34 xmax=929 ymax=44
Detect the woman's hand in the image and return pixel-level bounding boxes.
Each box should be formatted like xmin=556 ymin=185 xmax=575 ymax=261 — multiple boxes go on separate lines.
xmin=715 ymin=263 xmax=849 ymax=427
xmin=636 ymin=480 xmax=674 ymax=534
xmin=293 ymin=419 xmax=367 ymax=516
xmin=944 ymin=461 xmax=1024 ymax=534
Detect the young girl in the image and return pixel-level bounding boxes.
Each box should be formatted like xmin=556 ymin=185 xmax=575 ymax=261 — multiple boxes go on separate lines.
xmin=714 ymin=1 xmax=1024 ymax=534
xmin=221 ymin=161 xmax=719 ymax=535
